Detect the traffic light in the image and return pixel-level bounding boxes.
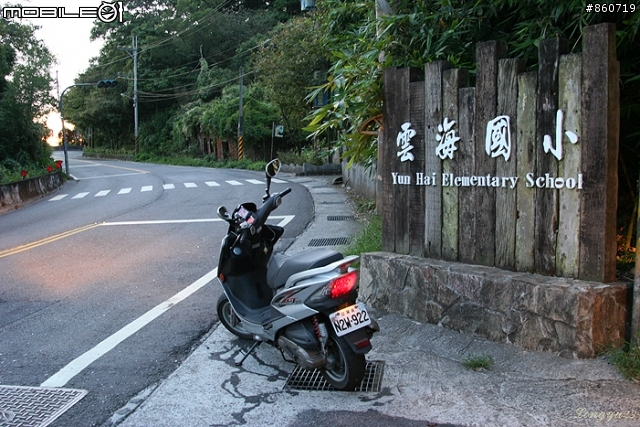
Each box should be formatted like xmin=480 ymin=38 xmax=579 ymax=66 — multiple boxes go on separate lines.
xmin=97 ymin=79 xmax=118 ymax=88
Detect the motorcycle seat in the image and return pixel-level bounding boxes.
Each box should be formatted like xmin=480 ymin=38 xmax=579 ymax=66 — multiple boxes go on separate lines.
xmin=267 ymin=248 xmax=344 ymax=289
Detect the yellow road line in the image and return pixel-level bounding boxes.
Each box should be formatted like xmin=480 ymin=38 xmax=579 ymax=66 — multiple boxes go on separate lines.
xmin=0 ymin=223 xmax=101 ymax=259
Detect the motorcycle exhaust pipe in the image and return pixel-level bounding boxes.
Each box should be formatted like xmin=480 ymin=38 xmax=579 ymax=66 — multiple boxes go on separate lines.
xmin=277 ymin=336 xmax=325 ymax=370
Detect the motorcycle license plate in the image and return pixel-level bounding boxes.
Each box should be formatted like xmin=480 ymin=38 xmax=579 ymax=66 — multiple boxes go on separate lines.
xmin=329 ymin=303 xmax=371 ymax=337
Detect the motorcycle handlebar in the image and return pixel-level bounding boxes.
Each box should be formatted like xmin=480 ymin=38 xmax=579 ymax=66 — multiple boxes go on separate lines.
xmin=223 ymin=188 xmax=292 ymax=235
xmin=253 ymin=188 xmax=291 ymax=228
xmin=280 ymin=187 xmax=292 ymax=197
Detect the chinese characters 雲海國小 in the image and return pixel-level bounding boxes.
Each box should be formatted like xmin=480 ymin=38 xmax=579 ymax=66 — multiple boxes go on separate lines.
xmin=397 ymin=110 xmax=578 ymax=162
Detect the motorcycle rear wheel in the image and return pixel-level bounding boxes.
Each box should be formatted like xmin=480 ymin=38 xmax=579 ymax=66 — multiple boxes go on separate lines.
xmin=321 ymin=330 xmax=366 ymax=391
xmin=216 ymin=294 xmax=253 ymax=340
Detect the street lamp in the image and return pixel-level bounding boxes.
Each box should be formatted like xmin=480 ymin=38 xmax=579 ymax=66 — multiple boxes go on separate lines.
xmin=58 ymin=80 xmax=118 ymax=175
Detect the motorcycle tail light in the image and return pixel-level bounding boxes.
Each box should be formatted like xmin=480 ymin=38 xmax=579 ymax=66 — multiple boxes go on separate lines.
xmin=329 ymin=271 xmax=358 ymax=299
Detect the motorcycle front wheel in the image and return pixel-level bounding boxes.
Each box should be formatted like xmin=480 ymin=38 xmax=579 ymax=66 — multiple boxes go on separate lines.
xmin=321 ymin=330 xmax=366 ymax=391
xmin=216 ymin=294 xmax=253 ymax=340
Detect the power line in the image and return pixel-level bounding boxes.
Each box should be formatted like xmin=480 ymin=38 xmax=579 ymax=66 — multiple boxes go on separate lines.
xmin=137 ymin=70 xmax=256 ymax=102
xmin=89 ymin=0 xmax=235 ymax=72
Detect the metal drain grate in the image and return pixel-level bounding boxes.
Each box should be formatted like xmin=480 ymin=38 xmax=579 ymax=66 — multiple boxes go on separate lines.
xmin=0 ymin=385 xmax=87 ymax=427
xmin=327 ymin=215 xmax=355 ymax=221
xmin=308 ymin=237 xmax=351 ymax=247
xmin=284 ymin=360 xmax=384 ymax=392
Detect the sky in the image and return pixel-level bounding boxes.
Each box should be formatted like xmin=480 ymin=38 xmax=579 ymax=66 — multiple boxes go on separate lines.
xmin=10 ymin=0 xmax=112 ymax=142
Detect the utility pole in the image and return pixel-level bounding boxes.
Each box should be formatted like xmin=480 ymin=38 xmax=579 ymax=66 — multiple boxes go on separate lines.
xmin=237 ymin=67 xmax=244 ymax=160
xmin=55 ymin=70 xmax=61 ymax=145
xmin=58 ymin=83 xmax=98 ymax=175
xmin=118 ymin=36 xmax=139 ymax=154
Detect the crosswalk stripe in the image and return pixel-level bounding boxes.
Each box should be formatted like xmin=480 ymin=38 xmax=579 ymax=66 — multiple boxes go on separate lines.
xmin=46 ymin=178 xmax=291 ymax=202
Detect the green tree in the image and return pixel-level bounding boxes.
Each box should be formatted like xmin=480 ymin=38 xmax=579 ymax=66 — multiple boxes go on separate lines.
xmin=198 ymin=83 xmax=279 ymax=157
xmin=66 ymin=0 xmax=301 ymax=158
xmin=306 ymin=0 xmax=640 ymax=167
xmin=0 ymin=10 xmax=55 ymax=174
xmin=253 ymin=17 xmax=329 ymax=151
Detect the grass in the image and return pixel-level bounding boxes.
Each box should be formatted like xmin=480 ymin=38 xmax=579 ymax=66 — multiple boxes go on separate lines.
xmin=343 ymin=194 xmax=382 ymax=258
xmin=462 ymin=353 xmax=494 ymax=371
xmin=608 ymin=341 xmax=640 ymax=383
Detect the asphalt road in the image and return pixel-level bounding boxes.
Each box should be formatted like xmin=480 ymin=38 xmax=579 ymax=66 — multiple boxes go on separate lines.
xmin=0 ymin=151 xmax=313 ymax=426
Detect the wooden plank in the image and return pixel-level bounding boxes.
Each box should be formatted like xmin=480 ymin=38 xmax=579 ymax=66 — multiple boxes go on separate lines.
xmin=579 ymin=23 xmax=620 ymax=282
xmin=515 ymin=72 xmax=537 ymax=272
xmin=423 ymin=61 xmax=451 ymax=258
xmin=393 ymin=68 xmax=413 ymax=255
xmin=441 ymin=68 xmax=468 ymax=261
xmin=495 ymin=58 xmax=524 ymax=270
xmin=381 ymin=67 xmax=401 ymax=252
xmin=409 ymin=78 xmax=426 ymax=257
xmin=535 ymin=37 xmax=568 ymax=275
xmin=457 ymin=87 xmax=476 ymax=264
xmin=556 ymin=53 xmax=582 ymax=278
xmin=473 ymin=40 xmax=506 ymax=266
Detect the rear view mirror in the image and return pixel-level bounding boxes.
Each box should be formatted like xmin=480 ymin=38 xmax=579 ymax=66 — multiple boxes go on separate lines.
xmin=266 ymin=159 xmax=281 ymax=178
xmin=264 ymin=159 xmax=281 ymax=201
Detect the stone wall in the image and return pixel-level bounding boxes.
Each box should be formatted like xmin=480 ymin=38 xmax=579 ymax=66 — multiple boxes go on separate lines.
xmin=0 ymin=172 xmax=64 ymax=212
xmin=360 ymin=252 xmax=630 ymax=358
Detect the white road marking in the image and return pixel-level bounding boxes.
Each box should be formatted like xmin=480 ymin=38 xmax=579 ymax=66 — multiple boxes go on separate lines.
xmin=46 ymin=179 xmax=291 ymax=202
xmin=275 ymin=215 xmax=295 ymax=227
xmin=40 ymin=267 xmax=219 ymax=388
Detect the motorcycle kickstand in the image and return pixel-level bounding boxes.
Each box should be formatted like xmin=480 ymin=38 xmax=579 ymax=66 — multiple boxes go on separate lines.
xmin=235 ymin=341 xmax=262 ymax=366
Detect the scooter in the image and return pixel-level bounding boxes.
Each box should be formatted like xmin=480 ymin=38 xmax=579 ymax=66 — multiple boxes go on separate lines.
xmin=215 ymin=159 xmax=379 ymax=390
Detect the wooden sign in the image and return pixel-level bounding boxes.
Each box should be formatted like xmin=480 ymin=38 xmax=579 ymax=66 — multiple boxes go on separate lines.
xmin=380 ymin=23 xmax=619 ymax=283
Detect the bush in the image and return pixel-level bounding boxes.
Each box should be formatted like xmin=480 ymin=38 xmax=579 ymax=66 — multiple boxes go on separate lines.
xmin=608 ymin=341 xmax=640 ymax=383
xmin=277 ymin=146 xmax=335 ymax=166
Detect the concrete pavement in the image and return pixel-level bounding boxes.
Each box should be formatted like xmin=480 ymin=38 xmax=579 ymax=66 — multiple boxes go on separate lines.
xmin=107 ymin=174 xmax=640 ymax=427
